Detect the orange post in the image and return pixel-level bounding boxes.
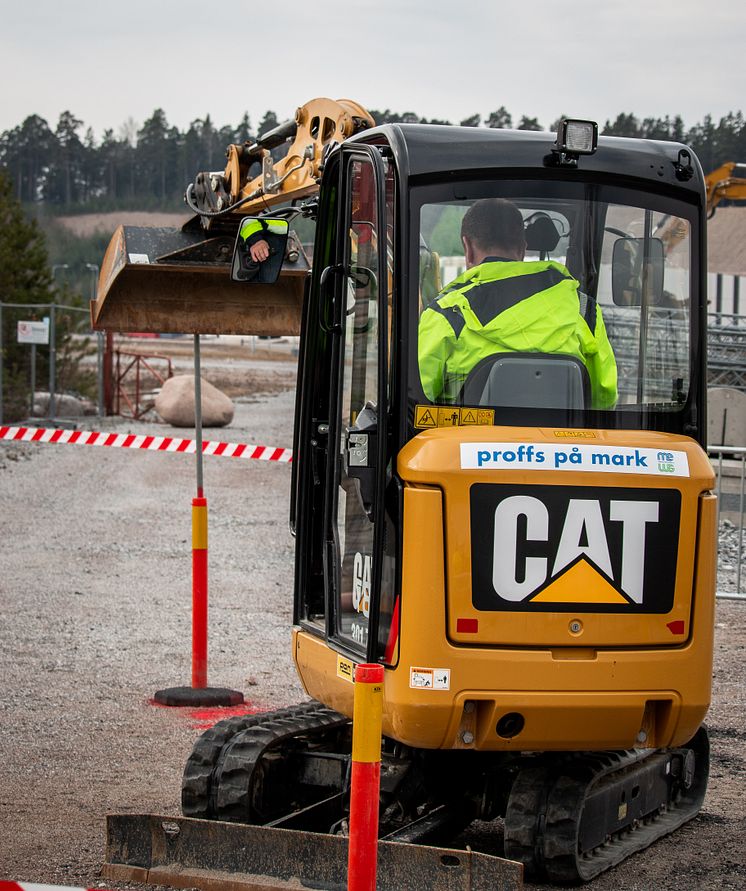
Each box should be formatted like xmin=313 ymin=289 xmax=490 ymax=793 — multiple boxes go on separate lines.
xmin=191 ymin=495 xmax=208 ymax=688
xmin=347 ymin=663 xmax=384 ymax=891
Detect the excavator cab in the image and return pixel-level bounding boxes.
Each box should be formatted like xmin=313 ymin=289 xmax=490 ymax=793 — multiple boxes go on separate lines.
xmin=288 ymin=123 xmax=715 ymax=881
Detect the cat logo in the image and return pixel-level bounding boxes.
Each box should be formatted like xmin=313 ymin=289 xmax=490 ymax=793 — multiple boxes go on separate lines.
xmin=470 ymin=484 xmax=681 ymax=613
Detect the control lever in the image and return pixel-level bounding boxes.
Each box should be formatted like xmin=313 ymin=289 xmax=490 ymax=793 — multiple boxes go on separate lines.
xmin=344 ymin=402 xmax=378 ymax=520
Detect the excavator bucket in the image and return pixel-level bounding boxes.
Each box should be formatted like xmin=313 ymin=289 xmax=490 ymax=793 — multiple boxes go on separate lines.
xmin=91 ymin=223 xmax=309 ymax=336
xmin=103 ymin=814 xmax=524 ymax=891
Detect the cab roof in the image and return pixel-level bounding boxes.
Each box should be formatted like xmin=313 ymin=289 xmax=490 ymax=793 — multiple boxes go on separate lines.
xmin=351 ymin=123 xmax=705 ymax=198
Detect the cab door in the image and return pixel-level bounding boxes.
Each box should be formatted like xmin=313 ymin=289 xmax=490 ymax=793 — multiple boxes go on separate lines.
xmin=293 ymin=142 xmax=391 ymax=662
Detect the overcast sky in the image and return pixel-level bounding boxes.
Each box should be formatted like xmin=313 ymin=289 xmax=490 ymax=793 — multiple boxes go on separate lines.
xmin=1 ymin=0 xmax=744 ymax=139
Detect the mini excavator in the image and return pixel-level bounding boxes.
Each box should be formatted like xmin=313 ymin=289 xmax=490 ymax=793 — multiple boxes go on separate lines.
xmin=97 ymin=99 xmax=717 ymax=889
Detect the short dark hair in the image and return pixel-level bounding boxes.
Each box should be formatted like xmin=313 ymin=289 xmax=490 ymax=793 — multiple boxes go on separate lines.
xmin=461 ymin=198 xmax=525 ymax=255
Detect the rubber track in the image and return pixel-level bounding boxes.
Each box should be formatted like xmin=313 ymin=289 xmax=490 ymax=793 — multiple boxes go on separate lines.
xmin=181 ymin=701 xmax=331 ymax=818
xmin=214 ymin=705 xmax=351 ymax=822
xmin=505 ymin=730 xmax=709 ymax=883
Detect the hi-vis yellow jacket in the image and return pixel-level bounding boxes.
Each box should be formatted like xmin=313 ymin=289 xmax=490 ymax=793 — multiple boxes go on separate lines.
xmin=238 ymin=217 xmax=288 ymax=246
xmin=418 ymin=258 xmax=618 ymax=408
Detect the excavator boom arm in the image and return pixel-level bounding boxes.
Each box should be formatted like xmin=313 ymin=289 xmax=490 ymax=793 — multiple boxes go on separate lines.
xmin=91 ymin=98 xmax=375 ymax=335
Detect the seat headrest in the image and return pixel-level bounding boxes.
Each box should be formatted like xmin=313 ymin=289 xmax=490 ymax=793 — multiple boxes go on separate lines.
xmin=524 ymin=214 xmax=561 ymax=253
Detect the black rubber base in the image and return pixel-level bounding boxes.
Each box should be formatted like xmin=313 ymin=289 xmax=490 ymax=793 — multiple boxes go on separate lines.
xmin=153 ymin=686 xmax=244 ymax=707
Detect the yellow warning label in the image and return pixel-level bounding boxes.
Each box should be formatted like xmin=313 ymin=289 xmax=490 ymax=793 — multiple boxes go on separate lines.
xmin=414 ymin=405 xmax=438 ymax=428
xmin=438 ymin=407 xmax=461 ymax=427
xmin=337 ymin=655 xmax=356 ymax=683
xmin=554 ymin=430 xmax=597 ymax=439
xmin=414 ymin=405 xmax=495 ymax=428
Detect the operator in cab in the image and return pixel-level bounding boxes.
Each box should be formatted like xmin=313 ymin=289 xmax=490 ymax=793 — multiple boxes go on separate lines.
xmin=418 ymin=198 xmax=617 ymax=409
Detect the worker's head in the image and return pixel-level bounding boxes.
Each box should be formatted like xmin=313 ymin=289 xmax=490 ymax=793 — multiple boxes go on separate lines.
xmin=461 ymin=198 xmax=526 ymax=267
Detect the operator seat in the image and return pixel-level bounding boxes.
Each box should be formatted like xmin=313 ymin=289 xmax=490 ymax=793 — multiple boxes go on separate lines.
xmin=462 ymin=352 xmax=590 ymax=409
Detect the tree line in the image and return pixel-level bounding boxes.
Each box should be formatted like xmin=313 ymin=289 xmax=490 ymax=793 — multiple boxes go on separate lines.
xmin=1 ymin=106 xmax=745 ymax=211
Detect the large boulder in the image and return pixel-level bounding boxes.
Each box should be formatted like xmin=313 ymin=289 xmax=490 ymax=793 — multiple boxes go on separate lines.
xmin=155 ymin=375 xmax=234 ymax=428
xmin=33 ymin=392 xmax=96 ymax=418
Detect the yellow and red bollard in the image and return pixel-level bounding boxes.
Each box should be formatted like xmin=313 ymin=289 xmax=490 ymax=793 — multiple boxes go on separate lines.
xmin=347 ymin=663 xmax=384 ymax=891
xmin=153 ymin=334 xmax=243 ymax=708
xmin=153 ymin=489 xmax=243 ymax=708
xmin=191 ymin=494 xmax=208 ymax=688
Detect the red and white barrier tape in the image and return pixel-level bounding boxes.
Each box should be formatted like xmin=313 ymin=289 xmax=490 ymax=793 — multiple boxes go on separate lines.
xmin=0 ymin=425 xmax=292 ymax=464
xmin=0 ymin=884 xmax=108 ymax=891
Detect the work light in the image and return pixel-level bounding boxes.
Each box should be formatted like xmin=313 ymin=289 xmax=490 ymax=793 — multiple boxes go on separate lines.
xmin=556 ymin=119 xmax=598 ymax=155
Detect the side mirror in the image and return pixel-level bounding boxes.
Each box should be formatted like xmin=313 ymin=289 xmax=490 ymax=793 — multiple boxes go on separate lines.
xmin=611 ymin=236 xmax=665 ymax=306
xmin=231 ymin=217 xmax=290 ymax=284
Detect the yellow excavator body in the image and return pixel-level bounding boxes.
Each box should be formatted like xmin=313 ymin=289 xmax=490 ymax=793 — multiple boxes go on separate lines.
xmin=294 ymin=426 xmax=716 ymax=753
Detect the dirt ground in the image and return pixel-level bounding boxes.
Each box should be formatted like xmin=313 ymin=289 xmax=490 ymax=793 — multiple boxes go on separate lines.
xmin=56 ymin=212 xmax=189 ymax=239
xmin=1 ymin=349 xmax=745 ymax=891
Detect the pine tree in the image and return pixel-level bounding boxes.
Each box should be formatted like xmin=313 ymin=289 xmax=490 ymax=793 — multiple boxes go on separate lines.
xmin=46 ymin=111 xmax=85 ymax=206
xmin=460 ymin=113 xmax=481 ymax=128
xmin=0 ymin=115 xmax=55 ymax=203
xmin=602 ymin=113 xmax=641 ymax=137
xmin=486 ymin=107 xmax=513 ymax=129
xmin=236 ymin=112 xmax=253 ymax=144
xmin=258 ymin=110 xmax=279 ymax=139
xmin=517 ymin=116 xmax=543 ymax=131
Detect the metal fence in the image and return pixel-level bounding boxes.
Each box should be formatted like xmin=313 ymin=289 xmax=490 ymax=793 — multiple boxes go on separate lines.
xmin=707 ymin=313 xmax=746 ymax=391
xmin=0 ymin=301 xmax=103 ymax=423
xmin=709 ymin=445 xmax=746 ymax=600
xmin=114 ymin=350 xmax=173 ymax=420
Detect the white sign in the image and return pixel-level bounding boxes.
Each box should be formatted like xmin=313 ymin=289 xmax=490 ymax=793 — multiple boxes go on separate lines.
xmin=460 ymin=443 xmax=689 ymax=477
xmin=17 ymin=320 xmax=49 ymax=345
xmin=128 ymin=253 xmax=150 ymax=264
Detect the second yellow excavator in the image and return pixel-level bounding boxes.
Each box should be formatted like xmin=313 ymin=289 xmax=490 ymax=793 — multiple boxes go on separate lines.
xmin=705 ymin=161 xmax=746 ymax=216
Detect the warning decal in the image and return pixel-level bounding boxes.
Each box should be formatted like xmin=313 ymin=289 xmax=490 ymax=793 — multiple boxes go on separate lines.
xmin=438 ymin=407 xmax=461 ymax=427
xmin=409 ymin=667 xmax=451 ymax=690
xmin=414 ymin=405 xmax=494 ymax=429
xmin=414 ymin=406 xmax=438 ymax=428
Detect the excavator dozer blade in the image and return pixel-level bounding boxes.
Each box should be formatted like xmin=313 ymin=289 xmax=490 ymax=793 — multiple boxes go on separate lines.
xmin=91 ymin=225 xmax=308 ymax=336
xmin=103 ymin=814 xmax=524 ymax=891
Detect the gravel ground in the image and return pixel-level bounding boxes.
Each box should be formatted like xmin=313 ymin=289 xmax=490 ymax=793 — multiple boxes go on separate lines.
xmin=1 ymin=354 xmax=745 ymax=891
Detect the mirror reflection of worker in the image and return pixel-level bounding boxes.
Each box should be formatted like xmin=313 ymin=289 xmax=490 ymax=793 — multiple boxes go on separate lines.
xmin=418 ymin=198 xmax=617 ymax=408
xmin=238 ymin=218 xmax=286 ymax=262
